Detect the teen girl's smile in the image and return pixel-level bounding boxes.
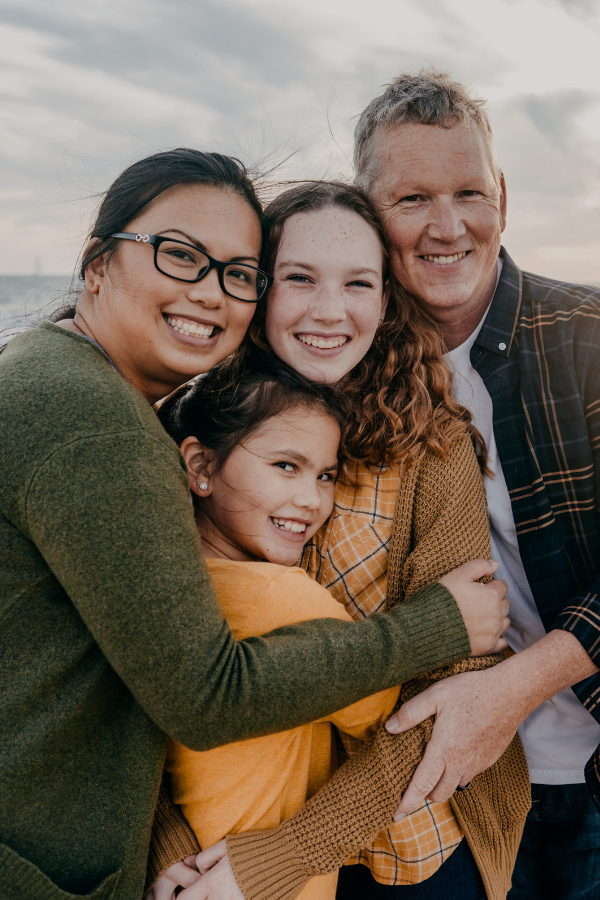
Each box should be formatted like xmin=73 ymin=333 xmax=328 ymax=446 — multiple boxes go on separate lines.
xmin=265 ymin=207 xmax=388 ymax=385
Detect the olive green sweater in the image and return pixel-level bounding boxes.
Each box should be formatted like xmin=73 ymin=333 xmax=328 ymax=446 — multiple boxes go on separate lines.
xmin=0 ymin=322 xmax=470 ymax=900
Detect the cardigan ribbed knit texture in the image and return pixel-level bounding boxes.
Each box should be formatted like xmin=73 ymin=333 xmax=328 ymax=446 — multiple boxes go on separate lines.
xmin=226 ymin=439 xmax=530 ymax=900
xmin=0 ymin=322 xmax=470 ymax=900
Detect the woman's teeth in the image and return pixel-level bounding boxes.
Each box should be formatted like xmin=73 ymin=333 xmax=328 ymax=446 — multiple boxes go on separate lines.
xmin=272 ymin=518 xmax=307 ymax=534
xmin=165 ymin=315 xmax=215 ymax=338
xmin=297 ymin=335 xmax=348 ymax=349
xmin=422 ymin=251 xmax=467 ymax=265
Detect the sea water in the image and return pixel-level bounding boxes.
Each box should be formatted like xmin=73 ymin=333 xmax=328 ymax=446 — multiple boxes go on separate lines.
xmin=0 ymin=275 xmax=74 ymax=332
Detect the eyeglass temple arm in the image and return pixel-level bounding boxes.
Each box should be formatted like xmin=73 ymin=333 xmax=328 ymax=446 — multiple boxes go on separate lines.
xmin=111 ymin=232 xmax=158 ymax=245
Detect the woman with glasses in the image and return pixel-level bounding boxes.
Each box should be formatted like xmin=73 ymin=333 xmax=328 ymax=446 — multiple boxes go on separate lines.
xmin=0 ymin=150 xmax=506 ymax=900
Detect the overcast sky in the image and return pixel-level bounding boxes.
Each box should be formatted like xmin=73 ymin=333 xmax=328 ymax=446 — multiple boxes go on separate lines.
xmin=0 ymin=0 xmax=599 ymax=283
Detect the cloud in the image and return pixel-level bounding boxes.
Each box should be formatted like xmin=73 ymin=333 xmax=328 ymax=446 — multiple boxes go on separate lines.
xmin=494 ymin=87 xmax=600 ymax=282
xmin=0 ymin=0 xmax=598 ymax=285
xmin=521 ymin=89 xmax=598 ymax=146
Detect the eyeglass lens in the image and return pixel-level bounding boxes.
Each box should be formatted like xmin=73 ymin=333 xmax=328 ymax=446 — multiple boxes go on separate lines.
xmin=155 ymin=240 xmax=267 ymax=301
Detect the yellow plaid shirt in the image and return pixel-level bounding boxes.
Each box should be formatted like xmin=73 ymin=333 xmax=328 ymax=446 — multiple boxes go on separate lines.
xmin=301 ymin=465 xmax=463 ymax=885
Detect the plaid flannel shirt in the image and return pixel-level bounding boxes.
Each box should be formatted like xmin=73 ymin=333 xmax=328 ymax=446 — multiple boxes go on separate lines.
xmin=475 ymin=248 xmax=600 ymax=807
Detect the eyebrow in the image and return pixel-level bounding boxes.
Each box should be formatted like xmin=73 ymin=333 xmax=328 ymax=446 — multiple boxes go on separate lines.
xmin=159 ymin=229 xmax=260 ymax=264
xmin=276 ymin=260 xmax=381 ymax=278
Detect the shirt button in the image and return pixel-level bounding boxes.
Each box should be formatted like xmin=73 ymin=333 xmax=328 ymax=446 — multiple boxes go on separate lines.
xmin=499 ymin=342 xmax=507 ymax=351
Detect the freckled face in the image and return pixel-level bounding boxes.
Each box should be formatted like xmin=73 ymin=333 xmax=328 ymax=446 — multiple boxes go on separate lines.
xmin=369 ymin=123 xmax=506 ymax=323
xmin=264 ymin=207 xmax=388 ymax=385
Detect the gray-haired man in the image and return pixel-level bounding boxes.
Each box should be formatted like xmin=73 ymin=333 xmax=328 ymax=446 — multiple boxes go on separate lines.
xmin=359 ymin=71 xmax=600 ymax=898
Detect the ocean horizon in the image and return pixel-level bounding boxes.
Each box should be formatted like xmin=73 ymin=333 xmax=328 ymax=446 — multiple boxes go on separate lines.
xmin=0 ymin=275 xmax=75 ymax=333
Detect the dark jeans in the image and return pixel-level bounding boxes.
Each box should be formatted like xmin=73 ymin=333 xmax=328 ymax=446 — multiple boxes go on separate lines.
xmin=336 ymin=839 xmax=486 ymax=900
xmin=508 ymin=783 xmax=600 ymax=899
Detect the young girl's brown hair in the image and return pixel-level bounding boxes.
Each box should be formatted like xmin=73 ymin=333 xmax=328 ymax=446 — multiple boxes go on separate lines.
xmin=248 ymin=181 xmax=486 ymax=476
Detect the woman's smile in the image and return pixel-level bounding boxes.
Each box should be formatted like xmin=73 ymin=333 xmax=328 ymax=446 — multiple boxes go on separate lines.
xmin=163 ymin=313 xmax=222 ymax=345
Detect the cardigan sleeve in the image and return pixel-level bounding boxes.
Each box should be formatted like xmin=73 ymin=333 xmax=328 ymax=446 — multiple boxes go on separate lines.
xmin=144 ymin=780 xmax=200 ymax=893
xmin=226 ymin=438 xmax=493 ymax=900
xmin=393 ymin=436 xmax=492 ymax=601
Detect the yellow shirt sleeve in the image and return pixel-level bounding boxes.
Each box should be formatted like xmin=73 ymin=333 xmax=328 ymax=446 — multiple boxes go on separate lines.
xmin=231 ymin=564 xmax=400 ymax=740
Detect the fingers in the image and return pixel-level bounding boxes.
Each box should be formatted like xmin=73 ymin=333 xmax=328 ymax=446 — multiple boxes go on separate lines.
xmin=439 ymin=558 xmax=498 ymax=588
xmin=195 ymin=839 xmax=227 ymax=876
xmin=170 ymin=862 xmax=201 ymax=889
xmin=490 ymin=635 xmax=509 ymax=654
xmin=178 ymin=879 xmax=207 ymax=900
xmin=149 ymin=879 xmax=174 ymax=900
xmin=386 ymin=690 xmax=438 ymax=735
xmin=147 ymin=862 xmax=201 ymax=900
xmin=489 ymin=577 xmax=508 ymax=601
xmin=425 ymin=766 xmax=462 ymax=803
xmin=393 ymin=754 xmax=447 ymax=820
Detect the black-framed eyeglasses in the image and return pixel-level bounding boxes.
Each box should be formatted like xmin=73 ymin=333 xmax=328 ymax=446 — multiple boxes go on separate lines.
xmin=111 ymin=232 xmax=273 ymax=303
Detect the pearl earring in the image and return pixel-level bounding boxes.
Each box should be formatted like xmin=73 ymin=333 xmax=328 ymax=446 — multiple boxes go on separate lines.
xmin=199 ymin=482 xmax=208 ymax=491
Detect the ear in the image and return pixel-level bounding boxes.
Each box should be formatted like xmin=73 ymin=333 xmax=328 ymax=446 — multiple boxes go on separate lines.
xmin=179 ymin=436 xmax=214 ymax=497
xmin=499 ymin=171 xmax=507 ymax=233
xmin=83 ymin=239 xmax=107 ymax=296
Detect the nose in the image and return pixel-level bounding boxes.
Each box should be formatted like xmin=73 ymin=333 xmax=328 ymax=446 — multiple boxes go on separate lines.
xmin=427 ymin=197 xmax=467 ymax=244
xmin=186 ymin=268 xmax=226 ymax=309
xmin=293 ymin=478 xmax=322 ymax=513
xmin=310 ymin=283 xmax=346 ymax=325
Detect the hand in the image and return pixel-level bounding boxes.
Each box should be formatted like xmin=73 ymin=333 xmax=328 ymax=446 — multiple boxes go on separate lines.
xmin=386 ymin=665 xmax=524 ymax=819
xmin=144 ymin=856 xmax=200 ymax=900
xmin=439 ymin=559 xmax=510 ymax=656
xmin=177 ymin=842 xmax=244 ymax=900
xmin=386 ymin=629 xmax=600 ymax=820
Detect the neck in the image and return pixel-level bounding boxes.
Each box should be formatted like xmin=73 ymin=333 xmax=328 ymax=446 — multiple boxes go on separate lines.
xmin=194 ymin=510 xmax=256 ymax=562
xmin=435 ymin=265 xmax=498 ymax=352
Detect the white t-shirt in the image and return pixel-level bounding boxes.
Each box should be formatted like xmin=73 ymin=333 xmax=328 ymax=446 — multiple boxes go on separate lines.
xmin=445 ymin=262 xmax=600 ymax=784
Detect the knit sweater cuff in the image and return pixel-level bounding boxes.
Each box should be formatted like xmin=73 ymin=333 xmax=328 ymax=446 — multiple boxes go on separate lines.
xmin=400 ymin=582 xmax=471 ymax=670
xmin=144 ymin=786 xmax=200 ymax=893
xmin=227 ymin=827 xmax=311 ymax=900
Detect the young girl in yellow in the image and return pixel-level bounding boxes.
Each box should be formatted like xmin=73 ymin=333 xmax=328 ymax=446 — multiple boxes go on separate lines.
xmin=156 ymin=356 xmax=401 ymax=900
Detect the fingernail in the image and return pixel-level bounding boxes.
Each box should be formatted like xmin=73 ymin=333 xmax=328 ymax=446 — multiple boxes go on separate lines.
xmin=393 ymin=812 xmax=406 ymax=822
xmin=490 ymin=560 xmax=499 ymax=569
xmin=386 ymin=721 xmax=400 ymax=734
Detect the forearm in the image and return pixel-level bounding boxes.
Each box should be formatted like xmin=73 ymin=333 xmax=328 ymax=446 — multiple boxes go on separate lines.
xmin=226 ymin=723 xmax=416 ymax=900
xmin=499 ymin=629 xmax=598 ymax=718
xmin=30 ymin=435 xmax=470 ymax=752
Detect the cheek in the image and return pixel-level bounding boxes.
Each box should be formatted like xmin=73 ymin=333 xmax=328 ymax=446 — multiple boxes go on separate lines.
xmin=265 ymin=291 xmax=298 ymax=348
xmin=222 ymin=303 xmax=256 ymax=349
xmin=349 ymin=300 xmax=383 ymax=344
xmin=384 ymin=217 xmax=420 ymax=264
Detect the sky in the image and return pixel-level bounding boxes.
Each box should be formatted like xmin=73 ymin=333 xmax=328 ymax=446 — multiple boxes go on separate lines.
xmin=0 ymin=0 xmax=599 ymax=283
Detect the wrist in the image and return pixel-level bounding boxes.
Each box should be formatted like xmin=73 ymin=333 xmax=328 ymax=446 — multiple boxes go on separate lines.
xmin=493 ymin=630 xmax=597 ymax=718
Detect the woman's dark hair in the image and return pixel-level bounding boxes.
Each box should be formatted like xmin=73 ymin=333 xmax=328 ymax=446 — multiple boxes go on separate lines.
xmin=51 ymin=148 xmax=263 ymax=322
xmin=248 ymin=180 xmax=487 ymax=475
xmin=156 ymin=346 xmax=345 ymax=483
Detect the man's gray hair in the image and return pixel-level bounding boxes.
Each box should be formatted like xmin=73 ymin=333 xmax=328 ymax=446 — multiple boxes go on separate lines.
xmin=354 ymin=69 xmax=496 ymax=191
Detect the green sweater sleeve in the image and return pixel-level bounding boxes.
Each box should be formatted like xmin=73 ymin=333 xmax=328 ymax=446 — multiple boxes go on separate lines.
xmin=25 ymin=425 xmax=469 ymax=750
xmin=26 ymin=428 xmax=470 ymax=750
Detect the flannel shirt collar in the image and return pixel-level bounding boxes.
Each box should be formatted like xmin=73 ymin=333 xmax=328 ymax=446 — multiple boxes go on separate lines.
xmin=475 ymin=247 xmax=523 ymax=359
